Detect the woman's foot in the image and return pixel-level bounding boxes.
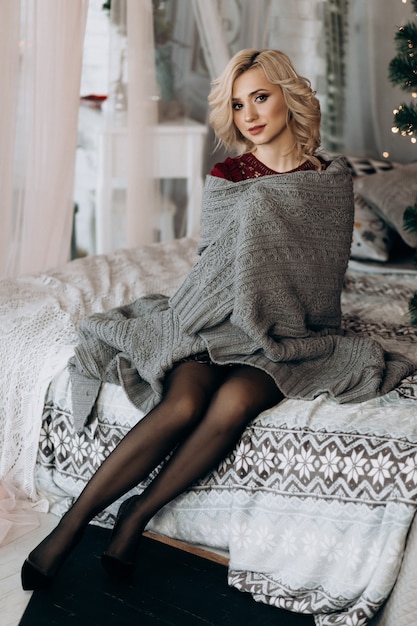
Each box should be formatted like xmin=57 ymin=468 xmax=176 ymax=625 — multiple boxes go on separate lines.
xmin=21 ymin=517 xmax=84 ymax=590
xmin=101 ymin=496 xmax=144 ymax=581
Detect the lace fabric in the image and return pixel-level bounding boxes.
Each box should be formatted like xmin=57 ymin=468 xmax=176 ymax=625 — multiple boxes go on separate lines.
xmin=211 ymin=152 xmax=326 ymax=181
xmin=0 ymin=238 xmax=199 ymax=502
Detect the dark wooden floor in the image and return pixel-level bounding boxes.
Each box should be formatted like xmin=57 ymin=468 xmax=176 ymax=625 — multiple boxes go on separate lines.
xmin=19 ymin=525 xmax=315 ymax=625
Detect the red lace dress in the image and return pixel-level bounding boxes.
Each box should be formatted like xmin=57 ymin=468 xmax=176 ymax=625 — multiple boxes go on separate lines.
xmin=210 ymin=151 xmax=328 ymax=180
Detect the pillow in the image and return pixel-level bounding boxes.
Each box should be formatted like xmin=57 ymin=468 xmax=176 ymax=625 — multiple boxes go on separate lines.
xmin=344 ymin=155 xmax=396 ymax=178
xmin=354 ymin=162 xmax=417 ymax=248
xmin=340 ymin=155 xmax=396 ymax=261
xmin=351 ymin=193 xmax=391 ymax=262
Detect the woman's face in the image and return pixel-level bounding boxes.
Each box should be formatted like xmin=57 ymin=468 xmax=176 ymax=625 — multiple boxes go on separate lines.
xmin=231 ymin=67 xmax=293 ymax=151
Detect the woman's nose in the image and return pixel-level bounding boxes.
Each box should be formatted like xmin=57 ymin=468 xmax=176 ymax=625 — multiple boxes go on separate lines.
xmin=245 ymin=104 xmax=257 ymax=122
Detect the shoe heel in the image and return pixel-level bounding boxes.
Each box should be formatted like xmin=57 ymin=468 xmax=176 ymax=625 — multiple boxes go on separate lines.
xmin=101 ymin=552 xmax=134 ymax=581
xmin=101 ymin=495 xmax=141 ymax=581
xmin=21 ymin=524 xmax=84 ymax=591
xmin=21 ymin=559 xmax=53 ymax=591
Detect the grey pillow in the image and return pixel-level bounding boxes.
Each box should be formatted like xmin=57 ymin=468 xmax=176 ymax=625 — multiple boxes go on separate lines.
xmin=351 ymin=193 xmax=391 ymax=261
xmin=354 ymin=162 xmax=417 ymax=248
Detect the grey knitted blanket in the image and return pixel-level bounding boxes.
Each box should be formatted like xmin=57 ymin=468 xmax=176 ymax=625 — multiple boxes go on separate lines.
xmin=69 ymin=156 xmax=414 ymax=428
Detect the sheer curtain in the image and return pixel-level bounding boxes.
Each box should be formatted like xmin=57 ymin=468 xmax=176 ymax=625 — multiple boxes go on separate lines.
xmin=0 ymin=0 xmax=89 ymax=279
xmin=126 ymin=0 xmax=160 ymax=246
xmin=95 ymin=0 xmax=160 ymax=252
xmin=0 ymin=1 xmax=20 ymax=278
xmin=0 ymin=0 xmax=89 ymax=544
xmin=192 ymin=0 xmax=230 ymax=80
xmin=192 ymin=0 xmax=272 ymax=81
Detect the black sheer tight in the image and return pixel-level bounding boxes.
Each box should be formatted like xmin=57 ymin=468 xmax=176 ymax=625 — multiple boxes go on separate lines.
xmin=103 ymin=364 xmax=283 ymax=564
xmin=26 ymin=363 xmax=283 ymax=576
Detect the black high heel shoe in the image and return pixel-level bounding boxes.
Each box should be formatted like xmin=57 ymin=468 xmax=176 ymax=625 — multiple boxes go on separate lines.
xmin=101 ymin=496 xmax=142 ymax=581
xmin=21 ymin=526 xmax=84 ymax=591
xmin=21 ymin=558 xmax=54 ymax=591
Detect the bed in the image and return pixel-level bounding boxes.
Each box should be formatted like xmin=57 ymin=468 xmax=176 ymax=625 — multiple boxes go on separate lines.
xmin=2 ymin=155 xmax=417 ymax=626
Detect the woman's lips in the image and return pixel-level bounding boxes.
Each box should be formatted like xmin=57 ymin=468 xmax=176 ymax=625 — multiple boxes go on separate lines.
xmin=248 ymin=125 xmax=265 ymax=135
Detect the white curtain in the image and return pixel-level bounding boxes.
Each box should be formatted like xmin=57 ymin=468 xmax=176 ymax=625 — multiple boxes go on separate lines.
xmin=0 ymin=0 xmax=89 ymax=279
xmin=126 ymin=0 xmax=160 ymax=246
xmin=95 ymin=0 xmax=160 ymax=252
xmin=238 ymin=0 xmax=271 ymax=51
xmin=192 ymin=0 xmax=271 ymax=82
xmin=192 ymin=0 xmax=230 ymax=80
xmin=0 ymin=1 xmax=20 ymax=277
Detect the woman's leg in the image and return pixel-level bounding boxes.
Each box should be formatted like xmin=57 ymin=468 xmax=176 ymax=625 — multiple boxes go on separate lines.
xmin=102 ymin=366 xmax=283 ymax=566
xmin=22 ymin=362 xmax=224 ymax=584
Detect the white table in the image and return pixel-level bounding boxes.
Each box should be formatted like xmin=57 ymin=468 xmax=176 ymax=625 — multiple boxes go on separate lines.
xmin=95 ymin=117 xmax=207 ymax=254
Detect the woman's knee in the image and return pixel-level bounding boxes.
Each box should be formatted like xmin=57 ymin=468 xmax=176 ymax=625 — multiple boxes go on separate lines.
xmin=165 ymin=393 xmax=206 ymax=429
xmin=206 ymin=368 xmax=283 ymax=433
xmin=161 ymin=362 xmax=222 ymax=429
xmin=201 ymin=391 xmax=250 ymax=438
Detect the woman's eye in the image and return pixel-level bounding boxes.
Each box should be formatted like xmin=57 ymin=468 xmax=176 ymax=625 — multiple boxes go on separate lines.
xmin=255 ymin=94 xmax=268 ymax=102
xmin=232 ymin=102 xmax=243 ymax=110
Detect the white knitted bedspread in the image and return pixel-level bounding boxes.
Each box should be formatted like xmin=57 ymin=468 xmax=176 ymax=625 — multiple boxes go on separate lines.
xmin=0 ymin=238 xmax=199 ymax=501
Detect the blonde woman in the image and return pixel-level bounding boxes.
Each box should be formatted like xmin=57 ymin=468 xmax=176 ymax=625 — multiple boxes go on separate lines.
xmin=22 ymin=50 xmax=412 ymax=589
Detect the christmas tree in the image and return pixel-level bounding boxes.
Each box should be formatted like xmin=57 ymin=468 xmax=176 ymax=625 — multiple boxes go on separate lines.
xmin=388 ymin=0 xmax=417 ymax=325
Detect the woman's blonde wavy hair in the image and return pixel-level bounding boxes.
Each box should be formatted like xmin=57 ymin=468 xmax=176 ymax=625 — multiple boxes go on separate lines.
xmin=208 ymin=49 xmax=322 ymax=167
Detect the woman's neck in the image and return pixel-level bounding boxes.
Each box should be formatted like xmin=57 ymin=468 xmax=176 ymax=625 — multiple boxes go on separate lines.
xmin=252 ymin=145 xmax=303 ymax=173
